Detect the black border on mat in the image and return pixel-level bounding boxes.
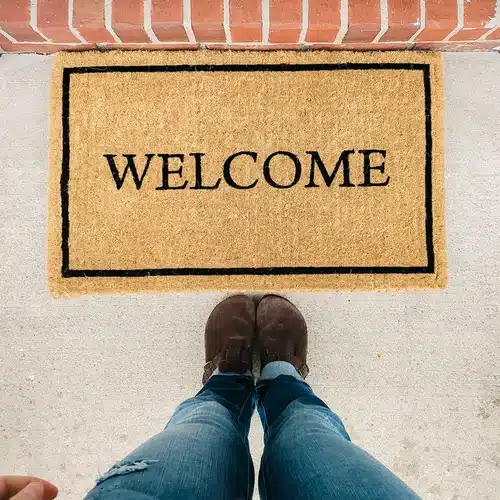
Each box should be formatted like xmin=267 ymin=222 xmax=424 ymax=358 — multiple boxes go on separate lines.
xmin=60 ymin=63 xmax=434 ymax=278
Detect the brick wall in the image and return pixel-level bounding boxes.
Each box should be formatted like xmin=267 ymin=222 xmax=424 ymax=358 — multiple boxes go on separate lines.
xmin=0 ymin=0 xmax=499 ymax=53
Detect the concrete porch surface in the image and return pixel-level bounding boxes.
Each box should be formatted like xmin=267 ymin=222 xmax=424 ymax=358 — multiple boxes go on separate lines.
xmin=0 ymin=53 xmax=499 ymax=500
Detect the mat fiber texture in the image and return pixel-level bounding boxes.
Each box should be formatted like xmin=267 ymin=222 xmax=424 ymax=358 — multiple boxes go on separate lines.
xmin=49 ymin=51 xmax=446 ymax=295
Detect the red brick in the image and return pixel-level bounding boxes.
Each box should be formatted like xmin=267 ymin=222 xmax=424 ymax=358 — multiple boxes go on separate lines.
xmin=73 ymin=0 xmax=114 ymax=43
xmin=112 ymin=0 xmax=150 ymax=42
xmin=458 ymin=40 xmax=500 ymax=49
xmin=0 ymin=0 xmax=45 ymax=42
xmin=1 ymin=42 xmax=94 ymax=53
xmin=211 ymin=41 xmax=410 ymax=50
xmin=486 ymin=27 xmax=500 ymax=40
xmin=343 ymin=0 xmax=381 ymax=43
xmin=380 ymin=0 xmax=419 ymax=42
xmin=269 ymin=0 xmax=302 ymax=43
xmin=415 ymin=40 xmax=500 ymax=51
xmin=250 ymin=43 xmax=300 ymax=49
xmin=106 ymin=42 xmax=198 ymax=50
xmin=415 ymin=0 xmax=457 ymax=42
xmin=343 ymin=41 xmax=411 ymax=50
xmin=151 ymin=0 xmax=188 ymax=42
xmin=230 ymin=0 xmax=261 ymax=42
xmin=191 ymin=0 xmax=225 ymax=42
xmin=456 ymin=40 xmax=500 ymax=50
xmin=37 ymin=0 xmax=80 ymax=42
xmin=450 ymin=0 xmax=496 ymax=41
xmin=208 ymin=43 xmax=302 ymax=50
xmin=306 ymin=0 xmax=340 ymax=42
xmin=290 ymin=42 xmax=342 ymax=49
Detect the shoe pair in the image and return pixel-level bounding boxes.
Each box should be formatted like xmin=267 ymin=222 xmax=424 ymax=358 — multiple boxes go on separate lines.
xmin=203 ymin=294 xmax=308 ymax=384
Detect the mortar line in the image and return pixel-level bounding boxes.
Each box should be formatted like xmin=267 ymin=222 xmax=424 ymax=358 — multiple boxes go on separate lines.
xmin=372 ymin=0 xmax=389 ymax=43
xmin=30 ymin=0 xmax=51 ymax=42
xmin=104 ymin=0 xmax=122 ymax=43
xmin=223 ymin=0 xmax=232 ymax=43
xmin=333 ymin=0 xmax=348 ymax=44
xmin=443 ymin=0 xmax=464 ymax=41
xmin=262 ymin=0 xmax=270 ymax=43
xmin=183 ymin=0 xmax=196 ymax=43
xmin=68 ymin=0 xmax=88 ymax=43
xmin=298 ymin=0 xmax=309 ymax=43
xmin=144 ymin=0 xmax=160 ymax=43
xmin=0 ymin=27 xmax=18 ymax=43
xmin=408 ymin=0 xmax=426 ymax=43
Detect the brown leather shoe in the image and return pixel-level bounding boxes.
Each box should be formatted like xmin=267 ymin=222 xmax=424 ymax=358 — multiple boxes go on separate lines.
xmin=257 ymin=295 xmax=309 ymax=378
xmin=203 ymin=294 xmax=256 ymax=384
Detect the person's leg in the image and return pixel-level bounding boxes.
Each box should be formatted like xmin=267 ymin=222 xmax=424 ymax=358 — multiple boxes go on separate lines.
xmin=85 ymin=295 xmax=257 ymax=500
xmin=256 ymin=296 xmax=420 ymax=500
xmin=86 ymin=374 xmax=255 ymax=500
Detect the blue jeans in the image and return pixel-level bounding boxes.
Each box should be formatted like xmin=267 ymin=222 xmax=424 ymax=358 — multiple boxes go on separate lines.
xmin=85 ymin=362 xmax=420 ymax=500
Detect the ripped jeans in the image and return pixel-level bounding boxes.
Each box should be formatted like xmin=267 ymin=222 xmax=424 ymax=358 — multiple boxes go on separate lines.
xmin=85 ymin=362 xmax=420 ymax=500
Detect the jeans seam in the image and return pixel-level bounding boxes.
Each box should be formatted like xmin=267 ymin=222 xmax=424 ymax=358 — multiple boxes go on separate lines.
xmin=258 ymin=399 xmax=271 ymax=450
xmin=236 ymin=390 xmax=255 ymax=499
xmin=260 ymin=453 xmax=269 ymax=500
xmin=245 ymin=441 xmax=253 ymax=500
xmin=237 ymin=391 xmax=254 ymax=422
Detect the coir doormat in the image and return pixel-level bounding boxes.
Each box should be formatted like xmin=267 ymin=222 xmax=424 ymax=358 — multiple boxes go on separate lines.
xmin=49 ymin=51 xmax=446 ymax=295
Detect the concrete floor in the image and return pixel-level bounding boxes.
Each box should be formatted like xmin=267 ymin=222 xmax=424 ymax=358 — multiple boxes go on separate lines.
xmin=0 ymin=53 xmax=499 ymax=500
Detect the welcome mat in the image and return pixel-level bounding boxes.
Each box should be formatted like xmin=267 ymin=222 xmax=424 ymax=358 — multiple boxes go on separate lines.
xmin=48 ymin=51 xmax=446 ymax=295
